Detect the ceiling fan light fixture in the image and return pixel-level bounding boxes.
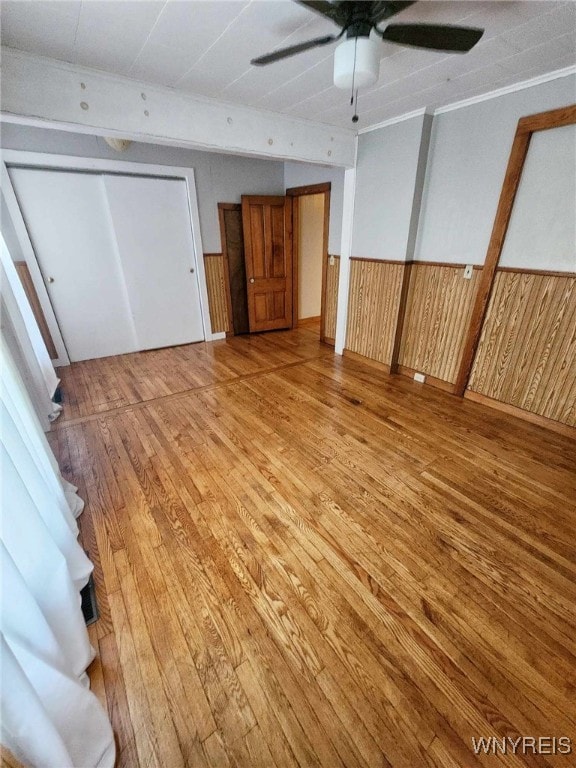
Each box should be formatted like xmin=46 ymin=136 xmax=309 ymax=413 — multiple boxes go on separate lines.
xmin=333 ymin=36 xmax=380 ymax=90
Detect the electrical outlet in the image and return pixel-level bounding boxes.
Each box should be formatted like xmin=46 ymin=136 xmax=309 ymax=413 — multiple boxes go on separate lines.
xmin=329 ymin=255 xmax=335 ymax=266
xmin=463 ymin=264 xmax=473 ymax=279
xmin=414 ymin=372 xmax=426 ymax=383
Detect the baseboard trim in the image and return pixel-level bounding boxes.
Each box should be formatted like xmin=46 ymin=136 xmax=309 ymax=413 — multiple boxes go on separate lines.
xmin=344 ymin=353 xmax=455 ymax=391
xmin=298 ymin=316 xmax=321 ymax=327
xmin=464 ymin=390 xmax=576 ymax=439
xmin=342 ymin=349 xmax=575 ymax=436
xmin=397 ymin=365 xmax=456 ymax=394
xmin=343 ymin=348 xmax=391 ymax=374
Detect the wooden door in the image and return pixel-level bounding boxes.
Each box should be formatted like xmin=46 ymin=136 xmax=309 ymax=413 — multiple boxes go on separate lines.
xmin=218 ymin=203 xmax=250 ymax=335
xmin=242 ymin=195 xmax=292 ymax=332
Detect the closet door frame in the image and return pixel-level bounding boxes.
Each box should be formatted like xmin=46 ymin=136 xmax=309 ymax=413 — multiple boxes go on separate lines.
xmin=1 ymin=151 xmax=220 ymax=367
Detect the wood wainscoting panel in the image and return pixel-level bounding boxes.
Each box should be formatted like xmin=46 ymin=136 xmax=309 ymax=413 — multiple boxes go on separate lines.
xmin=203 ymin=253 xmax=230 ymax=334
xmin=14 ymin=261 xmax=58 ymax=359
xmin=323 ymin=255 xmax=340 ymax=344
xmin=345 ymin=258 xmax=404 ymax=364
xmin=399 ymin=263 xmax=480 ymax=384
xmin=468 ymin=270 xmax=576 ymax=426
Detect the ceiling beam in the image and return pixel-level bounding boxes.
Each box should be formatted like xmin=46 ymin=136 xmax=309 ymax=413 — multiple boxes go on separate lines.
xmin=0 ymin=48 xmax=356 ymax=168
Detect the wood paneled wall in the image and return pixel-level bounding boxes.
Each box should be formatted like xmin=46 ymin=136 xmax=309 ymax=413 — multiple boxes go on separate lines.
xmin=204 ymin=252 xmax=340 ymax=339
xmin=399 ymin=263 xmax=481 ymax=383
xmin=203 ymin=253 xmax=229 ymax=334
xmin=323 ymin=255 xmax=340 ymax=343
xmin=345 ymin=258 xmax=404 ymax=365
xmin=341 ymin=105 xmax=576 ymax=430
xmin=468 ymin=270 xmax=576 ymax=426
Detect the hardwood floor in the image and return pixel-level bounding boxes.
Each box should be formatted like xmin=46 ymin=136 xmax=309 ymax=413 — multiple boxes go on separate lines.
xmin=56 ymin=328 xmax=327 ymax=422
xmin=49 ymin=326 xmax=576 ymax=768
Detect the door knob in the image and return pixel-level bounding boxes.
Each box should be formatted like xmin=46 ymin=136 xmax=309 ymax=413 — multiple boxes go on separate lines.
xmin=47 ymin=277 xmax=55 ymax=283
xmin=249 ymin=277 xmax=255 ymax=284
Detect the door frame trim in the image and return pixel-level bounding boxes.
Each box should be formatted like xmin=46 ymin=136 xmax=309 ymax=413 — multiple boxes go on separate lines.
xmin=454 ymin=103 xmax=576 ymax=396
xmin=286 ymin=182 xmax=331 ymax=343
xmin=217 ymin=202 xmax=241 ymax=337
xmin=1 ymin=150 xmax=221 ymax=367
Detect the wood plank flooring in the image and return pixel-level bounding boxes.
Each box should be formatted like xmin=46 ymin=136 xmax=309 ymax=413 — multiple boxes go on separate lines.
xmin=49 ymin=326 xmax=576 ymax=768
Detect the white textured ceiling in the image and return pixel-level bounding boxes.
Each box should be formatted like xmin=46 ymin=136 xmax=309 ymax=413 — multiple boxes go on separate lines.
xmin=1 ymin=0 xmax=575 ymax=130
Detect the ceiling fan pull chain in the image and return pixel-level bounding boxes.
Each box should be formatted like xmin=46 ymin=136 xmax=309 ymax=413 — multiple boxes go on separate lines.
xmin=350 ymin=36 xmax=358 ymax=105
xmin=352 ymin=89 xmax=359 ymax=124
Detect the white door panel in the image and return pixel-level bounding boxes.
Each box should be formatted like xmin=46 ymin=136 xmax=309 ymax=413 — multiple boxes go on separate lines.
xmin=9 ymin=168 xmax=137 ymax=362
xmin=103 ymin=175 xmax=204 ymax=350
xmin=9 ymin=168 xmax=205 ymax=362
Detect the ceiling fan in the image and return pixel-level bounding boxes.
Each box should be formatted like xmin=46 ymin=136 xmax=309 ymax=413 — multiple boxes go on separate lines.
xmin=251 ymin=1 xmax=484 ymax=110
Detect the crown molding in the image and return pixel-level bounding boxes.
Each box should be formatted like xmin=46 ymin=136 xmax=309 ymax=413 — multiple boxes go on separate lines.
xmin=433 ymin=64 xmax=576 ymax=116
xmin=357 ymin=108 xmax=427 ymax=135
xmin=357 ymin=65 xmax=576 ymax=135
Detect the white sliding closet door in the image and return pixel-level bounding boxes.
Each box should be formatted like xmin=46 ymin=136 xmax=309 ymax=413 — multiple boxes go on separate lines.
xmin=103 ymin=175 xmax=204 ymax=350
xmin=8 ymin=168 xmax=137 ymax=362
xmin=9 ymin=168 xmax=205 ymax=363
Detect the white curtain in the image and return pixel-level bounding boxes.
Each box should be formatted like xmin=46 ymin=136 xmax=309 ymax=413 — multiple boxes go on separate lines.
xmin=0 ymin=232 xmax=61 ymax=430
xmin=0 ymin=334 xmax=115 ymax=768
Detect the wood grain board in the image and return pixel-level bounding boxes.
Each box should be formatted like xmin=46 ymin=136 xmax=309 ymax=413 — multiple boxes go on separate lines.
xmin=51 ymin=328 xmax=576 ymax=768
xmin=0 ymin=747 xmax=26 ymax=768
xmin=469 ymin=270 xmax=576 ymax=426
xmin=14 ymin=260 xmax=58 ymax=359
xmin=399 ymin=263 xmax=481 ymax=384
xmin=323 ymin=255 xmax=340 ymax=344
xmin=345 ymin=258 xmax=404 ymax=364
xmin=203 ymin=253 xmax=230 ymax=334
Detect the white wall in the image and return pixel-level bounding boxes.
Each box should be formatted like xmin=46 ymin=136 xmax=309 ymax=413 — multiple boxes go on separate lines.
xmin=415 ymin=74 xmax=576 ymax=268
xmin=352 ymin=114 xmax=426 ymax=260
xmin=284 ymin=161 xmax=345 ymax=255
xmin=500 ymin=124 xmax=576 ymax=271
xmin=298 ymin=194 xmax=324 ymax=320
xmin=0 ymin=123 xmax=285 ymax=253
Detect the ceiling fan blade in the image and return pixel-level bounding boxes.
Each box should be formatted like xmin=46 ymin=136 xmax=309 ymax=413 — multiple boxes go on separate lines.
xmin=295 ymin=1 xmax=346 ymax=25
xmin=370 ymin=1 xmax=415 ymax=24
xmin=381 ymin=23 xmax=484 ymax=52
xmin=251 ymin=35 xmax=338 ymax=66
